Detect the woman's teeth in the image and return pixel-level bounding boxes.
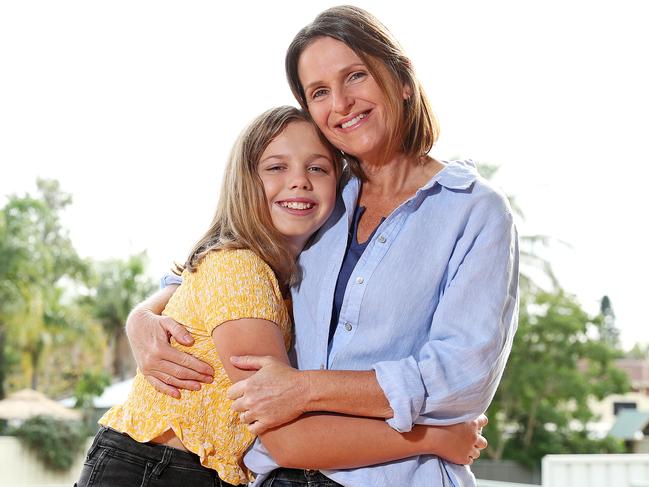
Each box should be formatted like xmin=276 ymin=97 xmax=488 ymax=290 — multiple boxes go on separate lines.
xmin=280 ymin=201 xmax=314 ymax=210
xmin=341 ymin=112 xmax=367 ymax=129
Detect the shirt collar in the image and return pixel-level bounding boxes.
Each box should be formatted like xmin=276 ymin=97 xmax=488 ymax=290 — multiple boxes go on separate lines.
xmin=421 ymin=159 xmax=479 ymax=191
xmin=341 ymin=159 xmax=479 ymax=211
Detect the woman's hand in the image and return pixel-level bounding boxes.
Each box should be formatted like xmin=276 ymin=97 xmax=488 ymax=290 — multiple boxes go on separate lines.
xmin=125 ymin=287 xmax=214 ymax=398
xmin=226 ymin=355 xmax=309 ymax=434
xmin=430 ymin=414 xmax=488 ymax=465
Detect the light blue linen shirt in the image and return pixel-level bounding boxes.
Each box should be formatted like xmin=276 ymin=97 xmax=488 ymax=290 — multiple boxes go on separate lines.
xmin=165 ymin=160 xmax=519 ymax=487
xmin=244 ymin=160 xmax=519 ymax=487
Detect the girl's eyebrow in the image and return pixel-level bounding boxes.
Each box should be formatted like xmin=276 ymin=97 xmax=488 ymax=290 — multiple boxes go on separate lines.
xmin=261 ymin=152 xmax=332 ymax=163
xmin=259 ymin=154 xmax=288 ymax=163
xmin=308 ymin=152 xmax=334 ymax=162
xmin=303 ymin=63 xmax=366 ymax=93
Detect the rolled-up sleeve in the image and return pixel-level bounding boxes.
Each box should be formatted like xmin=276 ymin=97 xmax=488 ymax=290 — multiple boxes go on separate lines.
xmin=372 ymin=210 xmax=519 ymax=432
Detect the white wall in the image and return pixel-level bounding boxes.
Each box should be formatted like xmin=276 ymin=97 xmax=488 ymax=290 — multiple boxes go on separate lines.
xmin=0 ymin=436 xmax=92 ymax=486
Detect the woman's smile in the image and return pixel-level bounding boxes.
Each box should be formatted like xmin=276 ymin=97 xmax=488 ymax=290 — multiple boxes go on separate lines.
xmin=298 ymin=36 xmax=391 ymax=162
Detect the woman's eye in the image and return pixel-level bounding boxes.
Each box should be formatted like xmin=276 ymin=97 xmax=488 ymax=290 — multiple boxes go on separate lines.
xmin=349 ymin=71 xmax=367 ymax=82
xmin=311 ymin=88 xmax=328 ymax=100
xmin=266 ymin=165 xmax=284 ymax=172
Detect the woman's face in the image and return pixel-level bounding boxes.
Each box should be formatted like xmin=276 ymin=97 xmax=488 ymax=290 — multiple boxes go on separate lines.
xmin=298 ymin=36 xmax=404 ymax=163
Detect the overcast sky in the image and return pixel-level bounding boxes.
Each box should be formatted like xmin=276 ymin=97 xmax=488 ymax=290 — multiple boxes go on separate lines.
xmin=1 ymin=0 xmax=647 ymax=348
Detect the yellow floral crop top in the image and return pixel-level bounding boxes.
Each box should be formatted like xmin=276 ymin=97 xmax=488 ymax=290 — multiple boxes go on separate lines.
xmin=100 ymin=249 xmax=292 ymax=485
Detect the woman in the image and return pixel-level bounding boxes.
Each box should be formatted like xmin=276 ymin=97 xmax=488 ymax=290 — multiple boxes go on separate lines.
xmin=128 ymin=6 xmax=518 ymax=487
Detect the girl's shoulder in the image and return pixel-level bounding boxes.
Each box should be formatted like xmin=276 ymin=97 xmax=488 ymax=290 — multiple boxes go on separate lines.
xmin=190 ymin=248 xmax=279 ymax=290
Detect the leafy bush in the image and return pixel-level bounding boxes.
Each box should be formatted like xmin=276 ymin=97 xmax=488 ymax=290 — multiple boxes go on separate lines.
xmin=12 ymin=415 xmax=87 ymax=471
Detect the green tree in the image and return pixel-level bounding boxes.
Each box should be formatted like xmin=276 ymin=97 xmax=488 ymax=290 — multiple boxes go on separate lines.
xmin=84 ymin=253 xmax=155 ymax=379
xmin=12 ymin=415 xmax=87 ymax=470
xmin=626 ymin=342 xmax=649 ymax=359
xmin=484 ymin=289 xmax=628 ymax=469
xmin=0 ymin=180 xmax=92 ymax=394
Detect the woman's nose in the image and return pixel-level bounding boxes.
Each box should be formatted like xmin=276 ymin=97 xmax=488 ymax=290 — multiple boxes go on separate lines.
xmin=332 ymin=88 xmax=354 ymax=114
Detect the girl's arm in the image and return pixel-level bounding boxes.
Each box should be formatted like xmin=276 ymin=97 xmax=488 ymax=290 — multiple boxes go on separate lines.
xmin=212 ymin=318 xmax=486 ymax=469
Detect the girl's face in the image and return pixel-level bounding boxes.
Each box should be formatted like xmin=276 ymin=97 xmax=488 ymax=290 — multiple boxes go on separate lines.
xmin=257 ymin=121 xmax=337 ymax=255
xmin=297 ymin=36 xmax=407 ymax=162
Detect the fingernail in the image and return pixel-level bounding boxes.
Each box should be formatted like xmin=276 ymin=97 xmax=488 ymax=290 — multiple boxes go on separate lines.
xmin=230 ymin=356 xmax=240 ymax=362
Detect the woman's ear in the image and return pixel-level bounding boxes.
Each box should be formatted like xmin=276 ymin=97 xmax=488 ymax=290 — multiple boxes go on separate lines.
xmin=402 ymin=83 xmax=412 ymax=100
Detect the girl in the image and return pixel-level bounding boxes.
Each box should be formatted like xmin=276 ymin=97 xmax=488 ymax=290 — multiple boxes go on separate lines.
xmin=76 ymin=106 xmax=485 ymax=487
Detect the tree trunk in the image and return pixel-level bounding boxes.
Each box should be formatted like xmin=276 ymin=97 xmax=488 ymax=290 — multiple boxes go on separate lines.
xmin=113 ymin=328 xmax=136 ymax=380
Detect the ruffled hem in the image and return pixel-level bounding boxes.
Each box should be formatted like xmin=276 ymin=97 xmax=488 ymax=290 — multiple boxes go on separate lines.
xmin=99 ymin=413 xmax=252 ymax=485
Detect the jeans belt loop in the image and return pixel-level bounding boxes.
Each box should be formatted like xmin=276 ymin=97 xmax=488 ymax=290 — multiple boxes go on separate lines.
xmin=151 ymin=446 xmax=173 ymax=478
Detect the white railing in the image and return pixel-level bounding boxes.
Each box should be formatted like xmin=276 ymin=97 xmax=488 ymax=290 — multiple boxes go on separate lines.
xmin=543 ymin=454 xmax=649 ymax=487
xmin=477 ymin=480 xmax=538 ymax=487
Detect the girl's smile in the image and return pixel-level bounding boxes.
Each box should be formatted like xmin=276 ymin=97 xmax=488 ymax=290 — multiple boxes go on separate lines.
xmin=257 ymin=120 xmax=337 ymax=257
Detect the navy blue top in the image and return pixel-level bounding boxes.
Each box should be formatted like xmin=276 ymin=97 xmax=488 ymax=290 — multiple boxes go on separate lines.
xmin=328 ymin=205 xmax=382 ymax=343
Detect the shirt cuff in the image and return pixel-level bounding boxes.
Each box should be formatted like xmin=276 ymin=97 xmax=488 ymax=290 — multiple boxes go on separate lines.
xmin=372 ymin=356 xmax=426 ymax=433
xmin=160 ymin=272 xmax=183 ymax=289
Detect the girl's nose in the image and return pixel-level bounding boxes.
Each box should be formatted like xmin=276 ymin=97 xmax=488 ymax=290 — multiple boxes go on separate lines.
xmin=289 ymin=170 xmax=312 ymax=190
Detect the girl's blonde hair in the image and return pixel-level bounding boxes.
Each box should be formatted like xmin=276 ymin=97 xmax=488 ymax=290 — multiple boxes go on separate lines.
xmin=177 ymin=106 xmax=342 ymax=289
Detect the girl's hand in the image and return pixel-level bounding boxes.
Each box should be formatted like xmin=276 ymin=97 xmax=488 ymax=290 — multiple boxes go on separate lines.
xmin=227 ymin=355 xmax=309 ymax=434
xmin=430 ymin=414 xmax=488 ymax=465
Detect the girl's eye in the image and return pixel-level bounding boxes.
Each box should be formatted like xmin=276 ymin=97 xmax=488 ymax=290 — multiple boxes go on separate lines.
xmin=349 ymin=71 xmax=367 ymax=82
xmin=266 ymin=164 xmax=285 ymax=172
xmin=308 ymin=165 xmax=330 ymax=174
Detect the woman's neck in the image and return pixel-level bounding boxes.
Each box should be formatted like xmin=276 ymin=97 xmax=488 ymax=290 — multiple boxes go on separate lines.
xmin=359 ymin=153 xmax=443 ymax=197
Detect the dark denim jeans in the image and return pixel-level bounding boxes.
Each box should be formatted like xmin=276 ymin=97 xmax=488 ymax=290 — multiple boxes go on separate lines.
xmin=262 ymin=468 xmax=342 ymax=487
xmin=75 ymin=427 xmax=238 ymax=487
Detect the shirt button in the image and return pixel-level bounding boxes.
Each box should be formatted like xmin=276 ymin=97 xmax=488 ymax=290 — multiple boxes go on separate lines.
xmin=356 ymin=276 xmax=364 ymax=284
xmin=344 ymin=322 xmax=353 ymax=331
xmin=377 ymin=235 xmax=386 ymax=243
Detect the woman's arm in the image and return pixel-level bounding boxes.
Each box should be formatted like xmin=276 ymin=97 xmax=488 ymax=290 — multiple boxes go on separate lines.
xmin=125 ymin=285 xmax=214 ymax=398
xmin=228 ymin=210 xmax=518 ymax=433
xmin=213 ymin=318 xmax=487 ymax=469
xmin=228 ymin=356 xmax=392 ymax=429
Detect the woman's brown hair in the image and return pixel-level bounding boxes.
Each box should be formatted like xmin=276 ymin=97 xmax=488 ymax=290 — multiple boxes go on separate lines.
xmin=285 ymin=5 xmax=439 ymax=174
xmin=177 ymin=106 xmax=342 ymax=288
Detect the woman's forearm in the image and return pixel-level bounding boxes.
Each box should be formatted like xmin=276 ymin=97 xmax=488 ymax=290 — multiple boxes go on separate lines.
xmin=228 ymin=359 xmax=393 ymax=427
xmin=301 ymin=369 xmax=392 ymax=419
xmin=259 ymin=413 xmax=430 ymax=469
xmin=259 ymin=412 xmax=482 ymax=469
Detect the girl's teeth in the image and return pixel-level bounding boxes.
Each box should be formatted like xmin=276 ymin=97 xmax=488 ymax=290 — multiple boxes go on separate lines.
xmin=281 ymin=201 xmax=314 ymax=210
xmin=341 ymin=113 xmax=366 ymax=129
